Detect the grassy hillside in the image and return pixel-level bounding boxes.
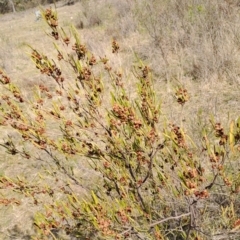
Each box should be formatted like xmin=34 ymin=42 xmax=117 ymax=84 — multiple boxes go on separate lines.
xmin=0 ymin=0 xmax=67 ymax=14
xmin=0 ymin=0 xmax=239 ymax=239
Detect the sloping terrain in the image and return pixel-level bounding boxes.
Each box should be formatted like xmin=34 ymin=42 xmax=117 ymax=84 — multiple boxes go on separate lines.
xmin=0 ymin=0 xmax=239 ymax=239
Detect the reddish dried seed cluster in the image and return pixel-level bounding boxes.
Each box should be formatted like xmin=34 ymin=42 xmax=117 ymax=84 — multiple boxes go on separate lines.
xmin=72 ymin=43 xmax=87 ymax=60
xmin=0 ymin=73 xmax=10 ymax=84
xmin=175 ymin=87 xmax=189 ymax=105
xmin=112 ymin=104 xmax=142 ymax=130
xmin=214 ymin=123 xmax=228 ymax=145
xmin=31 ymin=50 xmax=64 ymax=85
xmin=43 ymin=8 xmax=59 ymax=40
xmin=170 ymin=124 xmax=186 ymax=148
xmin=112 ymin=39 xmax=120 ymax=53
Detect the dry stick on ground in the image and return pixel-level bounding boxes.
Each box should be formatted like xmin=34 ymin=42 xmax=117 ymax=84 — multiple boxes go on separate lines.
xmin=119 ymin=212 xmax=191 ymax=236
xmin=149 ymin=212 xmax=191 ymax=227
xmin=212 ymin=231 xmax=240 ymax=240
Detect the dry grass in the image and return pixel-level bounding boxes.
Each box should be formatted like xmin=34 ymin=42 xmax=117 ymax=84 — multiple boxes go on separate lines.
xmin=0 ymin=0 xmax=239 ymax=239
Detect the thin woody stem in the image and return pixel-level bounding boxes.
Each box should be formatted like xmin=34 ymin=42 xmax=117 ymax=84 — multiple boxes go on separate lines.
xmin=149 ymin=212 xmax=191 ymax=227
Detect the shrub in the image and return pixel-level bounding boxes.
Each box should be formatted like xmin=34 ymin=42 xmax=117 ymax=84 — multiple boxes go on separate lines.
xmin=75 ymin=0 xmax=136 ymax=38
xmin=0 ymin=0 xmax=11 ymax=13
xmin=134 ymin=0 xmax=240 ymax=83
xmin=75 ymin=0 xmax=111 ymax=29
xmin=0 ymin=6 xmax=239 ymax=240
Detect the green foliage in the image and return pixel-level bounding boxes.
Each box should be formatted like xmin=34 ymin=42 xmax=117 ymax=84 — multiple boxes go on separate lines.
xmin=0 ymin=0 xmax=10 ymax=13
xmin=0 ymin=6 xmax=240 ymax=240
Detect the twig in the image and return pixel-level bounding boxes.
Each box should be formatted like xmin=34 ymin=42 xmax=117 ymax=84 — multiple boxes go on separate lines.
xmin=149 ymin=212 xmax=191 ymax=227
xmin=43 ymin=148 xmax=83 ymax=188
xmin=205 ymin=172 xmax=219 ymax=189
xmin=212 ymin=230 xmax=240 ymax=240
xmin=120 ymin=227 xmax=132 ymax=236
